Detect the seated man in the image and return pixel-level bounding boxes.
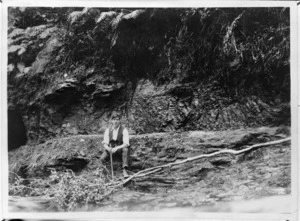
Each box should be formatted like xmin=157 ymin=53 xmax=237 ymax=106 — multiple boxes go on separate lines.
xmin=101 ymin=112 xmax=130 ymax=177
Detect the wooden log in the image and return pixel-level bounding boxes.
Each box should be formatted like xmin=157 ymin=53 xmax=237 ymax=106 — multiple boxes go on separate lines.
xmin=120 ymin=137 xmax=291 ymax=185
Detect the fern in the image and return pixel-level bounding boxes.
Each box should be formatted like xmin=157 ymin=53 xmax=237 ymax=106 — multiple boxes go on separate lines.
xmin=111 ymin=12 xmax=124 ymax=30
xmin=68 ymin=11 xmax=83 ymax=24
xmin=123 ymin=9 xmax=146 ymax=20
xmin=96 ymin=11 xmax=117 ymax=24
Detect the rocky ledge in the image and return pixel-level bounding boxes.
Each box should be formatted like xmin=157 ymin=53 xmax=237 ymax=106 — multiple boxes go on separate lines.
xmin=8 ymin=126 xmax=291 ymax=211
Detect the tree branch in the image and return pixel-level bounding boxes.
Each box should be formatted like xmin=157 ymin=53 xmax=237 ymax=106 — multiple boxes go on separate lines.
xmin=120 ymin=137 xmax=291 ymax=185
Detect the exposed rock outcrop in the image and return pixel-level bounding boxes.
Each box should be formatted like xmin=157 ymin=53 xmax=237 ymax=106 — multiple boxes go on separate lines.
xmin=8 ymin=126 xmax=291 ymax=211
xmin=7 ymin=8 xmax=290 ymax=147
xmin=9 ymin=126 xmax=289 ymax=178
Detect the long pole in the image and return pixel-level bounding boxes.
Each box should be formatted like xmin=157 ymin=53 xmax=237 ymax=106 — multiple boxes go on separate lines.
xmin=110 ymin=146 xmax=114 ymax=180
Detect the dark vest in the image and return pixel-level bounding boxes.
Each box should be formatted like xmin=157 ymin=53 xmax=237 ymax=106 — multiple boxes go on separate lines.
xmin=109 ymin=125 xmax=124 ymax=147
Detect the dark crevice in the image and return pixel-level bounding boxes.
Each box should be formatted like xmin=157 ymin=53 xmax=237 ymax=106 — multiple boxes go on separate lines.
xmin=8 ymin=110 xmax=27 ymax=151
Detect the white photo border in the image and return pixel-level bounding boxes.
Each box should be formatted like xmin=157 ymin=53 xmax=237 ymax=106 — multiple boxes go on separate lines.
xmin=1 ymin=1 xmax=298 ymax=220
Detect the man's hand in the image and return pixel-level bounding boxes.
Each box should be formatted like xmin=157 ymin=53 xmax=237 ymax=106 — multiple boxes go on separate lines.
xmin=111 ymin=148 xmax=118 ymax=154
xmin=104 ymin=144 xmax=112 ymax=153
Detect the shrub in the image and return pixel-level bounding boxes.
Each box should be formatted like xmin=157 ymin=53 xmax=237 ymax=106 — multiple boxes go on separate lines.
xmin=9 ymin=168 xmax=120 ymax=211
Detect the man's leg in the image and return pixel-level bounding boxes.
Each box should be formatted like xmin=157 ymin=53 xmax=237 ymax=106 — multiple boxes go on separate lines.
xmin=100 ymin=150 xmax=109 ymax=164
xmin=122 ymin=147 xmax=129 ymax=168
xmin=122 ymin=147 xmax=129 ymax=177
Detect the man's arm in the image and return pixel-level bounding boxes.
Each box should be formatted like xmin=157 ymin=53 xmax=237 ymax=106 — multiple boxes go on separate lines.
xmin=112 ymin=128 xmax=129 ymax=152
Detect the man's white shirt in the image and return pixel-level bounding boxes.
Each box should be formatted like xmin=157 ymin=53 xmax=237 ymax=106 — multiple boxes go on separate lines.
xmin=102 ymin=126 xmax=130 ymax=146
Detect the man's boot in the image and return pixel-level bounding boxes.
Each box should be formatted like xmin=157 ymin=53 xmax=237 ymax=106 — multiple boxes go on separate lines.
xmin=123 ymin=169 xmax=129 ymax=178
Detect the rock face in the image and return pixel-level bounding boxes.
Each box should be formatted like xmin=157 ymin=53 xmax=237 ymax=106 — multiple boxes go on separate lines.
xmin=127 ymin=80 xmax=289 ymax=134
xmin=7 ymin=8 xmax=290 ymax=147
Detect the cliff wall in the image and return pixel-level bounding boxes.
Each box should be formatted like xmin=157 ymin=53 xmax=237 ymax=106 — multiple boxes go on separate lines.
xmin=7 ymin=7 xmax=290 ymax=148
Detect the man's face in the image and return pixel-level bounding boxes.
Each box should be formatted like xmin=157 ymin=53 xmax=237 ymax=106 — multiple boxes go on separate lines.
xmin=111 ymin=117 xmax=120 ymax=129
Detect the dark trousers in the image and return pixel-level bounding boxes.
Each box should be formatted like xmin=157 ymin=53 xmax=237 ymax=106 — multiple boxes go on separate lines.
xmin=100 ymin=147 xmax=129 ymax=169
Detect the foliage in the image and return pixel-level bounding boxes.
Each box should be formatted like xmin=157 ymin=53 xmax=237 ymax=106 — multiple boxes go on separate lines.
xmin=9 ymin=7 xmax=289 ymax=98
xmin=9 ymin=168 xmax=120 ymax=211
xmin=165 ymin=8 xmax=290 ymax=99
xmin=216 ymin=8 xmax=290 ymax=98
xmin=59 ymin=8 xmax=289 ymax=96
xmin=9 ymin=172 xmax=49 ymax=197
xmin=8 ymin=7 xmax=75 ymax=29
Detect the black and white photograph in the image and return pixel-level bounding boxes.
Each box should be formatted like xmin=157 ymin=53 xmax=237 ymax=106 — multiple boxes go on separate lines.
xmin=2 ymin=1 xmax=298 ymax=220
